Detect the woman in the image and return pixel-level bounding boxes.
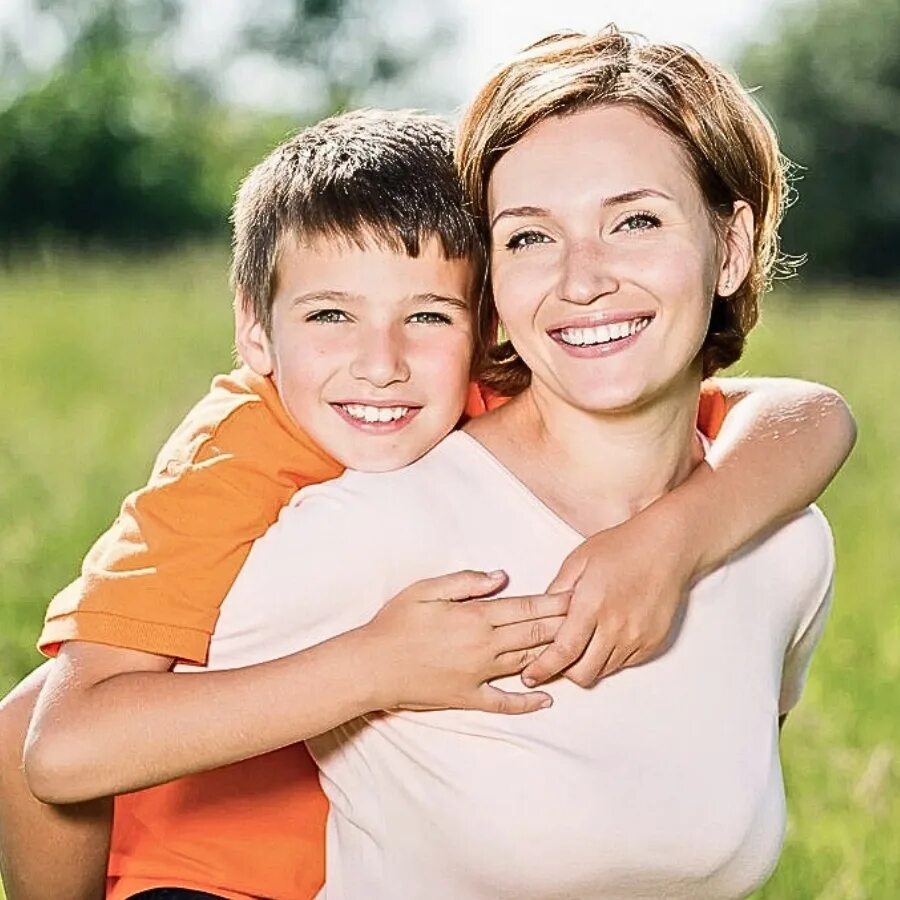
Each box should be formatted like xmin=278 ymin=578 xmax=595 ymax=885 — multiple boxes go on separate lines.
xmin=194 ymin=29 xmax=834 ymax=897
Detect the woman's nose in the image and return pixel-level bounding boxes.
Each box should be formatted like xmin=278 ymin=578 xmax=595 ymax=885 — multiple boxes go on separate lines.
xmin=348 ymin=325 xmax=411 ymax=387
xmin=558 ymin=240 xmax=619 ymax=306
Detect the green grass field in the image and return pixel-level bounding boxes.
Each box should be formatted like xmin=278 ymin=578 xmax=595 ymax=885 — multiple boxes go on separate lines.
xmin=1 ymin=249 xmax=897 ymax=899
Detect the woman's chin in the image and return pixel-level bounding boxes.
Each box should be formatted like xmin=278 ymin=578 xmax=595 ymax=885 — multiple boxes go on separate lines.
xmin=565 ymin=381 xmax=652 ymax=415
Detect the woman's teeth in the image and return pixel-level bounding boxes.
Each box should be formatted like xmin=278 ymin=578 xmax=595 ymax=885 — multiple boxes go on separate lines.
xmin=341 ymin=404 xmax=410 ymax=423
xmin=558 ymin=316 xmax=651 ymax=347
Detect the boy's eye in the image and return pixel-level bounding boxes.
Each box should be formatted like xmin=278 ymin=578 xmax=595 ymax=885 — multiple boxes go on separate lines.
xmin=504 ymin=230 xmax=552 ymax=252
xmin=407 ymin=311 xmax=453 ymax=325
xmin=306 ymin=309 xmax=350 ymax=323
xmin=614 ymin=211 xmax=662 ymax=233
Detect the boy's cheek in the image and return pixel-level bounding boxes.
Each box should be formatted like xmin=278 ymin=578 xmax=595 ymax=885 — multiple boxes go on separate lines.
xmin=418 ymin=329 xmax=474 ymax=369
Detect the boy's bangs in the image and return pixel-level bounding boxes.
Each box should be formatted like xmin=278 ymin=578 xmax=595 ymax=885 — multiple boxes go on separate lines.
xmin=280 ymin=182 xmax=482 ymax=263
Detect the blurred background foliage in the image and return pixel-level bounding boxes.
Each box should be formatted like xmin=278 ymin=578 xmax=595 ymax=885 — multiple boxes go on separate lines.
xmin=0 ymin=0 xmax=897 ymax=278
xmin=0 ymin=0 xmax=454 ymax=247
xmin=740 ymin=0 xmax=900 ymax=281
xmin=0 ymin=1 xmax=897 ymax=898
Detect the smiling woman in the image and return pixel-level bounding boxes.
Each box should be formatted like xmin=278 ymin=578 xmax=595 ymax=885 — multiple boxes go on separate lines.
xmin=485 ymin=105 xmax=754 ymax=415
xmin=459 ymin=30 xmax=784 ymax=401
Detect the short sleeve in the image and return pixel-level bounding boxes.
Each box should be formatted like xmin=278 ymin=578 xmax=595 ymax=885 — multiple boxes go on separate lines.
xmin=39 ymin=370 xmax=342 ymax=664
xmin=778 ymin=509 xmax=836 ymax=715
xmin=697 ymin=383 xmax=727 ymax=439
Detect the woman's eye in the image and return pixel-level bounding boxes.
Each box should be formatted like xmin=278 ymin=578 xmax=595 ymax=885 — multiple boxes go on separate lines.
xmin=615 ymin=212 xmax=661 ymax=233
xmin=504 ymin=230 xmax=551 ymax=252
xmin=408 ymin=311 xmax=452 ymax=325
xmin=306 ymin=309 xmax=349 ymax=323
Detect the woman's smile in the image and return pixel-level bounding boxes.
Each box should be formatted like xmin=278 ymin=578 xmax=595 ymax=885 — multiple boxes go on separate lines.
xmin=548 ymin=312 xmax=655 ymax=357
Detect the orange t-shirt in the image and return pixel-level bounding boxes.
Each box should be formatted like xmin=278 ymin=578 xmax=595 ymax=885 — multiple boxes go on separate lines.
xmin=39 ymin=369 xmax=727 ymax=900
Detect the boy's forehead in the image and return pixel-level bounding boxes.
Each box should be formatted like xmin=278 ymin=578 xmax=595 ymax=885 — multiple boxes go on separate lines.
xmin=273 ymin=230 xmax=477 ymax=305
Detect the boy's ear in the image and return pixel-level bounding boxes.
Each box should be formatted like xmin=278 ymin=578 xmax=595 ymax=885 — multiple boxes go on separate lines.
xmin=234 ymin=292 xmax=274 ymax=376
xmin=717 ymin=200 xmax=754 ymax=298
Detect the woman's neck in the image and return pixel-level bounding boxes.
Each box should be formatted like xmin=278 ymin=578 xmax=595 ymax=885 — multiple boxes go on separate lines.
xmin=468 ymin=371 xmax=704 ymax=534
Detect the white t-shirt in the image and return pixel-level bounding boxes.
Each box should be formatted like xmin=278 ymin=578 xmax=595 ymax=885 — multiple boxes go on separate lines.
xmin=200 ymin=431 xmax=834 ymax=899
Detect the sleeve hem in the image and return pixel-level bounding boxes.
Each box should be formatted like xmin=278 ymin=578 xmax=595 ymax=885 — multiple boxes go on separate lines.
xmin=38 ymin=612 xmax=212 ymax=665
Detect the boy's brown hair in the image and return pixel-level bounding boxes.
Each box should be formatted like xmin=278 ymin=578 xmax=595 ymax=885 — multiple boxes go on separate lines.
xmin=231 ymin=109 xmax=488 ymax=366
xmin=456 ymin=27 xmax=793 ymax=395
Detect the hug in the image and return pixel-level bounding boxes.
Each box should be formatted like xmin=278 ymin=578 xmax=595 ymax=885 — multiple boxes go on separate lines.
xmin=0 ymin=26 xmax=854 ymax=900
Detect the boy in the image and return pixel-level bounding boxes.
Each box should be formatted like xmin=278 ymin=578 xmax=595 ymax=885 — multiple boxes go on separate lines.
xmin=1 ymin=110 xmax=854 ymax=900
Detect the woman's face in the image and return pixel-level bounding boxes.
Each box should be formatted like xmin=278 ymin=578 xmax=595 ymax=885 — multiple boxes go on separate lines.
xmin=488 ymin=105 xmax=728 ymax=414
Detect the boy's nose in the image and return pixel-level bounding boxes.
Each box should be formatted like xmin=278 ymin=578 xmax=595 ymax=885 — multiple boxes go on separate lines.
xmin=349 ymin=327 xmax=411 ymax=387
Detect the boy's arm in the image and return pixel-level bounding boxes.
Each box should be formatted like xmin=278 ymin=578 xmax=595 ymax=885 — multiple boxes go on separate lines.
xmin=523 ymin=376 xmax=855 ymax=687
xmin=25 ymin=570 xmax=568 ymax=804
xmin=0 ymin=664 xmax=110 ymax=900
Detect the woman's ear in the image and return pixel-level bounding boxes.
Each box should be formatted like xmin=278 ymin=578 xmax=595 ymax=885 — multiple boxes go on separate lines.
xmin=717 ymin=201 xmax=755 ymax=297
xmin=234 ymin=292 xmax=274 ymax=376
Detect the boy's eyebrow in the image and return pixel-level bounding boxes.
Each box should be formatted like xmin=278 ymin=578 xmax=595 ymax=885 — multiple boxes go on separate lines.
xmin=290 ymin=290 xmax=360 ymax=307
xmin=490 ymin=189 xmax=675 ymax=228
xmin=412 ymin=292 xmax=469 ymax=311
xmin=289 ymin=290 xmax=468 ymax=311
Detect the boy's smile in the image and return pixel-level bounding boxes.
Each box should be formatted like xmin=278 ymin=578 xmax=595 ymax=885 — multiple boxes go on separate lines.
xmin=238 ymin=233 xmax=476 ymax=472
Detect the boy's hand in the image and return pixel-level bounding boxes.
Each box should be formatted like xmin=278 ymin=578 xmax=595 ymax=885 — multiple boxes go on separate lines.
xmin=522 ymin=508 xmax=697 ymax=688
xmin=363 ymin=570 xmax=570 ymax=715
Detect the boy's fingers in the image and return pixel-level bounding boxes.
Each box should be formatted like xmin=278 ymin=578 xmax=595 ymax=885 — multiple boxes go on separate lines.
xmin=491 ymin=646 xmax=545 ymax=679
xmin=493 ymin=616 xmax=566 ymax=654
xmin=521 ymin=614 xmax=596 ymax=686
xmin=482 ymin=591 xmax=571 ymax=627
xmin=469 ymin=685 xmax=552 ymax=716
xmin=418 ymin=569 xmax=508 ymax=602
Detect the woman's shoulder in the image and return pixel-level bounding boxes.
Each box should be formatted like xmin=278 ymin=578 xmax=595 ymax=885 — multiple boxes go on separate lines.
xmin=727 ymin=504 xmax=834 ymax=649
xmin=771 ymin=504 xmax=834 ymax=585
xmin=731 ymin=504 xmax=833 ymax=579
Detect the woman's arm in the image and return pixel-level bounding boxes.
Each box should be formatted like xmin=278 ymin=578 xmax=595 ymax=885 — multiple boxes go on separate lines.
xmin=24 ymin=571 xmax=567 ymax=804
xmin=522 ymin=377 xmax=855 ymax=687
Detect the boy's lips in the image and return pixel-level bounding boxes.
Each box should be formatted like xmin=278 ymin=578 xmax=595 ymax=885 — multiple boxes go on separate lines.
xmin=330 ymin=401 xmax=423 ymax=431
xmin=547 ymin=310 xmax=655 ymax=358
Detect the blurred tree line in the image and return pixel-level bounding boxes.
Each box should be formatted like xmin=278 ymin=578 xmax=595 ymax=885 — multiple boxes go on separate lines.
xmin=0 ymin=0 xmax=452 ymax=246
xmin=0 ymin=0 xmax=897 ymax=282
xmin=737 ymin=0 xmax=898 ymax=281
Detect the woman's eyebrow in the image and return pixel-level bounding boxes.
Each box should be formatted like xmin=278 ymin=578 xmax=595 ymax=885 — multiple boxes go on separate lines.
xmin=490 ymin=189 xmax=675 ymax=228
xmin=490 ymin=205 xmax=548 ymax=228
xmin=603 ymin=188 xmax=674 ymax=206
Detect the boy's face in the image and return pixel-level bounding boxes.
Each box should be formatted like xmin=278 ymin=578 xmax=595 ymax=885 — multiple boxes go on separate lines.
xmin=238 ymin=234 xmax=475 ymax=472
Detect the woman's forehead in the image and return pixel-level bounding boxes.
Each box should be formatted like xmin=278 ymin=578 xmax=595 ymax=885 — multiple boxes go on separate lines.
xmin=487 ymin=106 xmax=697 ymax=213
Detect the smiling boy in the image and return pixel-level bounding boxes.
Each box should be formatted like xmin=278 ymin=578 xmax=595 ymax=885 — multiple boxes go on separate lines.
xmin=0 ymin=109 xmax=855 ymax=900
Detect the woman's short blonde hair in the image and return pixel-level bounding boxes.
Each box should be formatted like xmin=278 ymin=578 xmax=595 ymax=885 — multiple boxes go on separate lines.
xmin=457 ymin=27 xmax=794 ymax=394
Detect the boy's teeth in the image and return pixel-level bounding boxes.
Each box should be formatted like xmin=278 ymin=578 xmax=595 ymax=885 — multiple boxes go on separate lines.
xmin=342 ymin=404 xmax=409 ymax=423
xmin=558 ymin=317 xmax=650 ymax=346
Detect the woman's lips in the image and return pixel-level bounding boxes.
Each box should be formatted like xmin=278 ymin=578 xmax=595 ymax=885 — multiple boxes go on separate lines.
xmin=548 ymin=313 xmax=654 ymax=358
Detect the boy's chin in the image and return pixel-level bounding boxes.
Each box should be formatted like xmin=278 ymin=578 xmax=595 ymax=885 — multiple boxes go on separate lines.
xmin=333 ymin=436 xmax=447 ymax=473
